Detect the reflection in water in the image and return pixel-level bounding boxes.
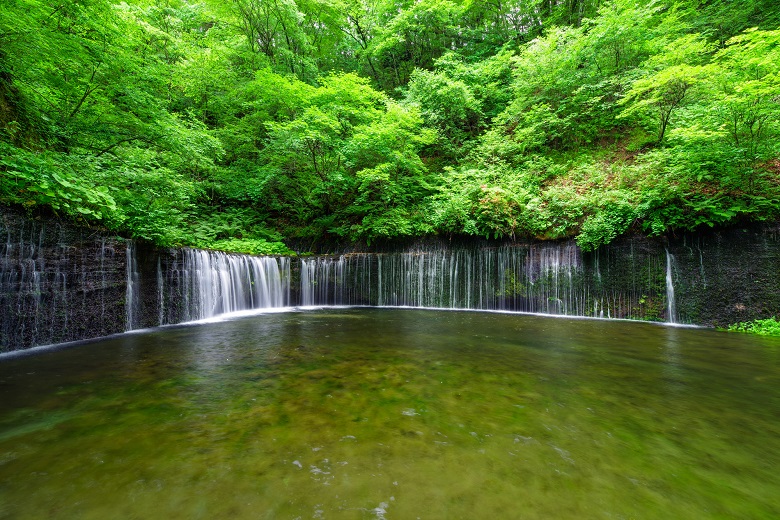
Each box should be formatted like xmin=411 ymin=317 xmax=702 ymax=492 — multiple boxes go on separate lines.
xmin=1 ymin=309 xmax=779 ymax=519
xmin=662 ymin=326 xmax=684 ymax=395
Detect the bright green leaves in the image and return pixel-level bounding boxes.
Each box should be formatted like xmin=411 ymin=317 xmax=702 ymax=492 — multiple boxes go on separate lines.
xmin=620 ymin=63 xmax=709 ymax=143
xmin=620 ymin=27 xmax=780 ymax=203
xmin=426 ymin=160 xmax=555 ymax=241
xmin=345 ymin=102 xmax=434 ymax=182
xmin=232 ymin=0 xmax=315 ymax=80
xmin=405 ymin=69 xmax=481 ymax=159
xmin=576 ymin=196 xmax=638 ymax=251
xmin=0 ymin=0 xmax=222 ymax=244
xmin=491 ymin=0 xmax=682 ymax=156
xmin=619 ymin=33 xmax=712 ymax=143
xmin=255 ymin=71 xmax=434 ymax=240
xmin=182 ymin=207 xmax=294 ymax=255
xmin=345 ymin=102 xmax=436 ymax=239
xmin=368 ymin=0 xmax=463 ymax=90
xmin=711 ymin=29 xmax=780 ymax=174
xmin=582 ymin=0 xmax=673 ymax=75
xmin=0 ymin=142 xmax=116 ymax=220
xmin=2 ymin=0 xmax=780 ymax=253
xmin=728 ymin=317 xmax=780 ymax=336
xmin=1 ymin=0 xmax=122 ymax=146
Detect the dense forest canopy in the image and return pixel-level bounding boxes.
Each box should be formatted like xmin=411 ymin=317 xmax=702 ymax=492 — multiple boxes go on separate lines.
xmin=1 ymin=0 xmax=779 ymax=253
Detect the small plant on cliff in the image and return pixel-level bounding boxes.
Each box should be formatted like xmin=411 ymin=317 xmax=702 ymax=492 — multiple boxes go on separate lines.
xmin=728 ymin=317 xmax=780 ymax=336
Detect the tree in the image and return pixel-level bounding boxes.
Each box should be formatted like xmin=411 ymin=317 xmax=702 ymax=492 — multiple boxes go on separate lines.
xmin=404 ymin=69 xmax=481 ymax=160
xmin=257 ymin=71 xmax=434 ymax=238
xmin=232 ymin=0 xmax=317 ymax=80
xmin=367 ymin=0 xmax=463 ymax=91
xmin=620 ymin=35 xmax=712 ymax=144
xmin=709 ymin=29 xmax=780 ymax=191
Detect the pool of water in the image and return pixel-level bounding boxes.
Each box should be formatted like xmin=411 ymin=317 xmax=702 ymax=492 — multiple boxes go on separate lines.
xmin=1 ymin=308 xmax=779 ymax=519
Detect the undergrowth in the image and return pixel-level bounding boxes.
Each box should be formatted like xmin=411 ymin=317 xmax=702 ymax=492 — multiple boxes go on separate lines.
xmin=727 ymin=317 xmax=780 ymax=336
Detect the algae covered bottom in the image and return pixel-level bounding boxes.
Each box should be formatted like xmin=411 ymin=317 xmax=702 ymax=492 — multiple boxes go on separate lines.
xmin=1 ymin=309 xmax=779 ymax=519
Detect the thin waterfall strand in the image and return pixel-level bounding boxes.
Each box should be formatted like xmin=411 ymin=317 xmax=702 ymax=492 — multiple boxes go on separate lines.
xmin=665 ymin=250 xmax=677 ymax=324
xmin=125 ymin=241 xmax=140 ymax=331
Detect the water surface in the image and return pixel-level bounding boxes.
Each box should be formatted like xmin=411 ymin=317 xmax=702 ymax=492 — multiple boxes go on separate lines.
xmin=1 ymin=309 xmax=779 ymax=519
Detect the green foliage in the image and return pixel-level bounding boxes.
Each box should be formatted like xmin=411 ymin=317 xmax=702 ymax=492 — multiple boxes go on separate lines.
xmin=198 ymin=238 xmax=294 ymax=256
xmin=1 ymin=0 xmax=780 ymax=253
xmin=0 ymin=143 xmax=116 ymax=219
xmin=577 ymin=197 xmax=638 ymax=251
xmin=256 ymin=71 xmax=435 ymax=241
xmin=728 ymin=317 xmax=780 ymax=336
xmin=695 ymin=0 xmax=780 ymax=43
xmin=433 ymin=49 xmax=515 ymax=123
xmin=368 ymin=0 xmax=464 ymax=90
xmin=404 ymin=69 xmax=481 ymax=158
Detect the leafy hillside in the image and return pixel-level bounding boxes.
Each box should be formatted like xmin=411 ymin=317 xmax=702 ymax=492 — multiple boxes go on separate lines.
xmin=1 ymin=0 xmax=779 ymax=253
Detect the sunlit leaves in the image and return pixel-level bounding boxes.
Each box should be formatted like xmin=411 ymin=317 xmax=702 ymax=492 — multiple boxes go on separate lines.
xmin=620 ymin=64 xmax=709 ymax=143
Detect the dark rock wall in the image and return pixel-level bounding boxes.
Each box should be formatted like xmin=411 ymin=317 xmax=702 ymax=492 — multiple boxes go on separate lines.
xmin=2 ymin=205 xmax=780 ymax=353
xmin=670 ymin=225 xmax=780 ymax=327
xmin=1 ymin=208 xmax=126 ymax=351
xmin=573 ymin=227 xmax=780 ymax=326
xmin=131 ymin=245 xmax=193 ymax=329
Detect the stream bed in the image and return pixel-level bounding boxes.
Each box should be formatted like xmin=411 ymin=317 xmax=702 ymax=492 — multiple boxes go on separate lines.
xmin=1 ymin=308 xmax=779 ymax=519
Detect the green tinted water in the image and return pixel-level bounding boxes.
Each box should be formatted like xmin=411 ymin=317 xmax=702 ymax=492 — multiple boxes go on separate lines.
xmin=1 ymin=309 xmax=779 ymax=519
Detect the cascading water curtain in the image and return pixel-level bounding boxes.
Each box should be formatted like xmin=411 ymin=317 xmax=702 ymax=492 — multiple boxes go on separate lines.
xmin=299 ymin=254 xmax=373 ymax=306
xmin=299 ymin=244 xmax=587 ymax=311
xmin=296 ymin=242 xmax=674 ymax=321
xmin=176 ymin=249 xmax=291 ymax=321
xmin=141 ymin=241 xmax=680 ymax=329
xmin=665 ymin=250 xmax=678 ymax=324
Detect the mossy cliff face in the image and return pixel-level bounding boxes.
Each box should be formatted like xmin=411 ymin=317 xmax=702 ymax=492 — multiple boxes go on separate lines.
xmin=669 ymin=226 xmax=780 ymax=327
xmin=0 ymin=208 xmax=127 ymax=351
xmin=2 ymin=205 xmax=780 ymax=352
xmin=576 ymin=227 xmax=780 ymax=326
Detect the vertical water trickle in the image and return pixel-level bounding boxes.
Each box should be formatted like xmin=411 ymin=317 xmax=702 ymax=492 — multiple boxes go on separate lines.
xmin=698 ymin=248 xmax=707 ymax=288
xmin=377 ymin=255 xmax=384 ymax=306
xmin=300 ymin=257 xmax=313 ymax=306
xmin=99 ymin=238 xmax=107 ymax=321
xmin=157 ymin=256 xmax=164 ymax=326
xmin=125 ymin=241 xmax=140 ymax=331
xmin=665 ymin=250 xmax=677 ymax=324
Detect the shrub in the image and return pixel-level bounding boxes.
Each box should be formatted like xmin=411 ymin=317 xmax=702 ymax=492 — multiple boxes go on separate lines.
xmin=728 ymin=317 xmax=780 ymax=336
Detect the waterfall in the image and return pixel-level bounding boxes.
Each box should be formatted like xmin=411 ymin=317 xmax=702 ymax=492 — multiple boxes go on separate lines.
xmin=125 ymin=247 xmax=293 ymax=330
xmin=665 ymin=250 xmax=677 ymax=324
xmin=293 ymin=241 xmax=690 ymax=322
xmin=1 ymin=223 xmax=49 ymax=347
xmin=2 ymin=216 xmax=129 ymax=351
xmin=27 ymin=204 xmax=780 ymax=353
xmin=156 ymin=256 xmax=164 ymax=326
xmin=298 ymin=243 xmax=595 ymax=314
xmin=125 ymin=241 xmax=140 ymax=331
xmin=300 ymin=254 xmax=372 ymax=306
xmin=175 ymin=249 xmax=290 ymax=321
xmin=5 ymin=233 xmax=685 ymax=352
